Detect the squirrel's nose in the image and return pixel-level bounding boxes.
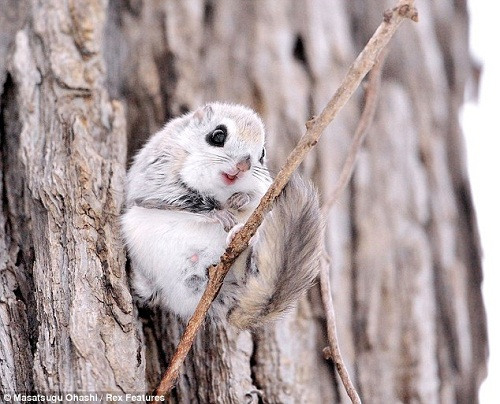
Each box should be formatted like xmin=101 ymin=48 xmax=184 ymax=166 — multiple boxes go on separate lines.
xmin=236 ymin=155 xmax=251 ymax=172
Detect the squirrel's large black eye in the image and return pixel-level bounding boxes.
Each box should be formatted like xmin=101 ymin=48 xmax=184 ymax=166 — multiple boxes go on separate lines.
xmin=206 ymin=125 xmax=227 ymax=147
xmin=259 ymin=147 xmax=266 ymax=164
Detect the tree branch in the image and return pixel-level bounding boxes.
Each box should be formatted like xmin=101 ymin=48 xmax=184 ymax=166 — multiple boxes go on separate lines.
xmin=321 ymin=48 xmax=387 ymax=216
xmin=319 ymin=50 xmax=388 ymax=404
xmin=321 ymin=255 xmax=361 ymax=404
xmin=153 ymin=0 xmax=417 ymax=397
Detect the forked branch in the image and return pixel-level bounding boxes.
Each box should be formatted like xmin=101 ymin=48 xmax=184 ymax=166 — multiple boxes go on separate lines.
xmin=320 ymin=50 xmax=388 ymax=404
xmin=154 ymin=0 xmax=417 ymax=397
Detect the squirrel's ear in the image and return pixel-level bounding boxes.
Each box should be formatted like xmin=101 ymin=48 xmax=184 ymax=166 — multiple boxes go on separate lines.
xmin=193 ymin=104 xmax=214 ymax=125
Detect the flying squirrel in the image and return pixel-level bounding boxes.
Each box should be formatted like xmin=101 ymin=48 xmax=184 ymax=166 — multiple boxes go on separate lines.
xmin=121 ymin=102 xmax=323 ymax=329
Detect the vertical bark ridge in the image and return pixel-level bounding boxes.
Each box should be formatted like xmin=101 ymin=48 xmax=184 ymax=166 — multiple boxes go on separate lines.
xmin=4 ymin=0 xmax=145 ymax=393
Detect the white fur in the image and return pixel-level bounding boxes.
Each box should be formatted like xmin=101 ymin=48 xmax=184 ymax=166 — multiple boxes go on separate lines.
xmin=125 ymin=103 xmax=270 ymax=208
xmin=122 ymin=207 xmax=228 ymax=318
xmin=122 ymin=103 xmax=271 ymax=321
xmin=179 ymin=116 xmax=267 ymax=202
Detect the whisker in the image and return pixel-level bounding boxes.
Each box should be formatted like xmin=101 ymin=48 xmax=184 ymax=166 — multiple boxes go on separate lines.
xmin=253 ymin=166 xmax=276 ymax=178
xmin=260 ymin=167 xmax=277 ymax=177
xmin=205 ymin=151 xmax=232 ymax=163
xmin=251 ymin=171 xmax=272 ymax=182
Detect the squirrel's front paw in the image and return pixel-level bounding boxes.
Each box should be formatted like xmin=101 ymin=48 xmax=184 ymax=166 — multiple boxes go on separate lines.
xmin=208 ymin=209 xmax=237 ymax=232
xmin=226 ymin=223 xmax=244 ymax=245
xmin=226 ymin=192 xmax=252 ymax=211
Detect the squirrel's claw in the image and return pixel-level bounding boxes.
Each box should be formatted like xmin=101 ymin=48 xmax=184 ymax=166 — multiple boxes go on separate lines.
xmin=226 ymin=192 xmax=251 ymax=211
xmin=208 ymin=209 xmax=237 ymax=232
xmin=226 ymin=223 xmax=244 ymax=245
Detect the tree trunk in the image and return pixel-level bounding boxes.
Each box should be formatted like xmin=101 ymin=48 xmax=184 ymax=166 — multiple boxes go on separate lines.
xmin=0 ymin=0 xmax=487 ymax=403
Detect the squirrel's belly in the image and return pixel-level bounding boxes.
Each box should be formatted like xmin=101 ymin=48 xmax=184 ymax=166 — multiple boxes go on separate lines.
xmin=122 ymin=206 xmax=228 ymax=318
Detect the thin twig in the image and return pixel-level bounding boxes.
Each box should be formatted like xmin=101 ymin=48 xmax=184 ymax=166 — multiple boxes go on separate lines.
xmin=321 ymin=48 xmax=387 ymax=216
xmin=320 ymin=258 xmax=361 ymax=404
xmin=319 ymin=50 xmax=388 ymax=404
xmin=153 ymin=1 xmax=417 ymax=397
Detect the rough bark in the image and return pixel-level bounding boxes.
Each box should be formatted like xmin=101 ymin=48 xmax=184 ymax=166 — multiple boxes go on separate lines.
xmin=0 ymin=0 xmax=486 ymax=403
xmin=1 ymin=0 xmax=144 ymax=394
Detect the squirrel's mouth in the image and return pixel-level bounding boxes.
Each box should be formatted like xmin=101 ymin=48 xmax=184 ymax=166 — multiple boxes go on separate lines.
xmin=222 ymin=171 xmax=239 ymax=185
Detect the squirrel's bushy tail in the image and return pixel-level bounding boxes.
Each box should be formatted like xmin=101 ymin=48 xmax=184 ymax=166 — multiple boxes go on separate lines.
xmin=228 ymin=175 xmax=323 ymax=329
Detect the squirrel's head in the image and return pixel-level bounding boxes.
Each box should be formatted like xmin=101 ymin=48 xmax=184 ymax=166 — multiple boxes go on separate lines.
xmin=171 ymin=102 xmax=271 ymax=202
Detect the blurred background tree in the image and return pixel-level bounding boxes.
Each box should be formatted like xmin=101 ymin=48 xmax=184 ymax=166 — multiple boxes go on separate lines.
xmin=0 ymin=0 xmax=487 ymax=402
